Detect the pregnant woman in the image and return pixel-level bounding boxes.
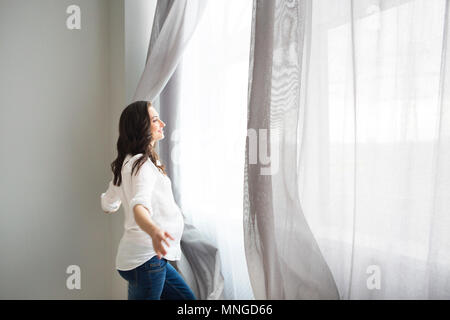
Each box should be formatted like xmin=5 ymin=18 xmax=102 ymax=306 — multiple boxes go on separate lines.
xmin=100 ymin=101 xmax=196 ymax=300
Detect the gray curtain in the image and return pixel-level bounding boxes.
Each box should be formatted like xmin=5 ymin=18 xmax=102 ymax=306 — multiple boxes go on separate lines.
xmin=134 ymin=0 xmax=224 ymax=300
xmin=133 ymin=0 xmax=206 ymax=103
xmin=243 ymin=0 xmax=340 ymax=299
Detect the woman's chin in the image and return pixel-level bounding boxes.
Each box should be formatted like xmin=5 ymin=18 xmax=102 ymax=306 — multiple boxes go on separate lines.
xmin=153 ymin=132 xmax=164 ymax=141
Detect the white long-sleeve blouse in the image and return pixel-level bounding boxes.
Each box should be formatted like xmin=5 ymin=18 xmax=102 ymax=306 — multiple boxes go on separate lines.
xmin=100 ymin=153 xmax=184 ymax=271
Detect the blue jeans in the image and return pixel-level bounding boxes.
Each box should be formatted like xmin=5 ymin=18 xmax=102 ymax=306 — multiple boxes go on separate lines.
xmin=117 ymin=256 xmax=197 ymax=300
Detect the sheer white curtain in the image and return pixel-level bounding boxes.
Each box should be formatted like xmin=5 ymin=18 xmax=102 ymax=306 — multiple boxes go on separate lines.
xmin=299 ymin=0 xmax=450 ymax=298
xmin=170 ymin=0 xmax=255 ymax=299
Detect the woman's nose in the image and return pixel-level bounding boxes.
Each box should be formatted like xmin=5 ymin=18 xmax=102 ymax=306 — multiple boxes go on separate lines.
xmin=160 ymin=120 xmax=166 ymax=127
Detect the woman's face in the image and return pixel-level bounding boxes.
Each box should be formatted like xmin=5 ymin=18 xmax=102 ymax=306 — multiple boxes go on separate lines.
xmin=148 ymin=106 xmax=165 ymax=144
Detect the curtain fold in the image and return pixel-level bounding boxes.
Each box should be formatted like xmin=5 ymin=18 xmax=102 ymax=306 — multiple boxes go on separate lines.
xmin=157 ymin=0 xmax=254 ymax=299
xmin=428 ymin=0 xmax=450 ymax=298
xmin=133 ymin=0 xmax=207 ymax=103
xmin=134 ymin=0 xmax=224 ymax=300
xmin=244 ymin=0 xmax=340 ymax=299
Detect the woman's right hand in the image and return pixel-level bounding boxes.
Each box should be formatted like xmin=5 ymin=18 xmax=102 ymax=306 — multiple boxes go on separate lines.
xmin=150 ymin=227 xmax=175 ymax=259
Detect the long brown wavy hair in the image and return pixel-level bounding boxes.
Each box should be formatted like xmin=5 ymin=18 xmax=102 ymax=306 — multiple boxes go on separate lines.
xmin=111 ymin=101 xmax=167 ymax=186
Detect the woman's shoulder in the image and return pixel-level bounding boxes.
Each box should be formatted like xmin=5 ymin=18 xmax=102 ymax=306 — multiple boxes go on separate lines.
xmin=122 ymin=153 xmax=147 ymax=168
xmin=122 ymin=153 xmax=157 ymax=173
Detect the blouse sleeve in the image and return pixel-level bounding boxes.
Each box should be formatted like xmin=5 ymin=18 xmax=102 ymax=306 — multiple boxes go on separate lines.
xmin=101 ymin=179 xmax=122 ymax=213
xmin=129 ymin=161 xmax=157 ymax=217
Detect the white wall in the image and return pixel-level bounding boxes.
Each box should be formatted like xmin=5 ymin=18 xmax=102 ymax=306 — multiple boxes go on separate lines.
xmin=0 ymin=0 xmax=111 ymax=299
xmin=107 ymin=0 xmax=127 ymax=300
xmin=125 ymin=0 xmax=157 ymax=104
xmin=0 ymin=0 xmax=156 ymax=299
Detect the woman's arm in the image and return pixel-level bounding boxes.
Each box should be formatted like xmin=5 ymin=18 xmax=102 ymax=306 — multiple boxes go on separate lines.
xmin=133 ymin=204 xmax=174 ymax=259
xmin=101 ymin=180 xmax=121 ymax=213
xmin=133 ymin=204 xmax=159 ymax=236
xmin=129 ymin=161 xmax=174 ymax=258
